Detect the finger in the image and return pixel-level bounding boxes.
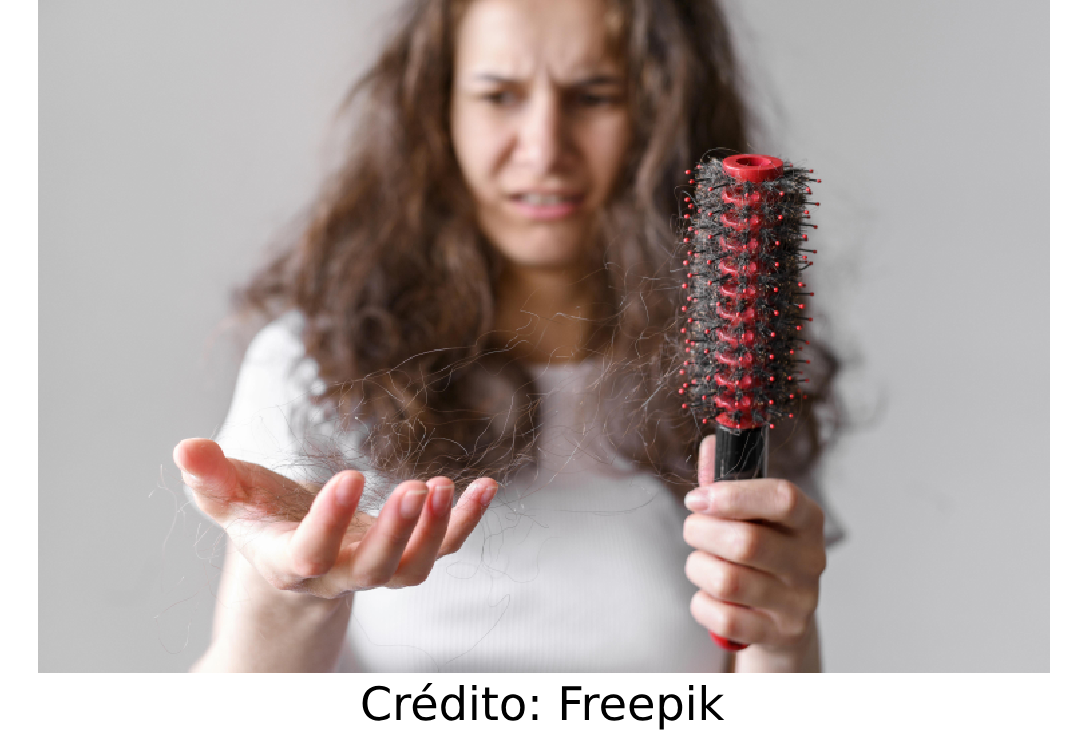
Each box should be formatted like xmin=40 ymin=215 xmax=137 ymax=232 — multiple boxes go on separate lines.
xmin=341 ymin=480 xmax=429 ymax=589
xmin=286 ymin=471 xmax=365 ymax=578
xmin=683 ymin=515 xmax=805 ymax=578
xmin=175 ymin=438 xmax=313 ymax=522
xmin=174 ymin=439 xmax=245 ymax=518
xmin=690 ymin=590 xmax=771 ymax=647
xmin=684 ymin=550 xmax=795 ymax=614
xmin=438 ymin=478 xmax=498 ymax=556
xmin=697 ymin=435 xmax=715 ymax=488
xmin=684 ymin=478 xmax=815 ymax=531
xmin=388 ymin=477 xmax=456 ymax=586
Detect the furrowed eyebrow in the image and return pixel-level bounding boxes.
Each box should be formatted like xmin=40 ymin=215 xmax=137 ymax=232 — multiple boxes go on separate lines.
xmin=572 ymin=74 xmax=622 ymax=86
xmin=471 ymin=73 xmax=519 ymax=84
xmin=469 ymin=72 xmax=622 ymax=86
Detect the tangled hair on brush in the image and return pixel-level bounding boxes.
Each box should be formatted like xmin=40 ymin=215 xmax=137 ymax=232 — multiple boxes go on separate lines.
xmin=235 ymin=0 xmax=843 ymax=499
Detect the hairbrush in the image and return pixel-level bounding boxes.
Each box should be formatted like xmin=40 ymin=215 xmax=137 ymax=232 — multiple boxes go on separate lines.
xmin=679 ymin=153 xmax=819 ymax=651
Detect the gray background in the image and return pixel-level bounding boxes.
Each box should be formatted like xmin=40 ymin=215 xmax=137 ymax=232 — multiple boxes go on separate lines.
xmin=39 ymin=0 xmax=1048 ymax=671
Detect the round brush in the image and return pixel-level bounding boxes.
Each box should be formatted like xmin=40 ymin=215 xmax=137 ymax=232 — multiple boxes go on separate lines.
xmin=678 ymin=152 xmax=819 ymax=651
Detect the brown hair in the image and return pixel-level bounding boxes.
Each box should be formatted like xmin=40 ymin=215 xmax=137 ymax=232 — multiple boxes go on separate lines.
xmin=237 ymin=0 xmax=841 ymax=496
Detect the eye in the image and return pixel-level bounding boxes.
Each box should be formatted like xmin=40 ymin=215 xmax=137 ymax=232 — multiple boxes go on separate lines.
xmin=481 ymin=89 xmax=520 ymax=106
xmin=571 ymin=90 xmax=623 ymax=109
xmin=577 ymin=93 xmax=611 ymax=106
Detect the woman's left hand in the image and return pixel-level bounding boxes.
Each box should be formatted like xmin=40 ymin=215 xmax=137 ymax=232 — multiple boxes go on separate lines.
xmin=683 ymin=435 xmax=827 ymax=653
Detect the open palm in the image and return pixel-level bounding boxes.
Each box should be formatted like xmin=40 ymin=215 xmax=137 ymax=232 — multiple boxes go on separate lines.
xmin=174 ymin=439 xmax=497 ymax=599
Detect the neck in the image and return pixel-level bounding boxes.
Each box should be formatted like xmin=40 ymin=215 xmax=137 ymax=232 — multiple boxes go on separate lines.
xmin=495 ymin=263 xmax=595 ymax=364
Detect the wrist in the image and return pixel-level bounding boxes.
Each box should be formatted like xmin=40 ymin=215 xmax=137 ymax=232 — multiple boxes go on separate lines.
xmin=733 ymin=616 xmax=821 ymax=673
xmin=198 ymin=544 xmax=355 ymax=672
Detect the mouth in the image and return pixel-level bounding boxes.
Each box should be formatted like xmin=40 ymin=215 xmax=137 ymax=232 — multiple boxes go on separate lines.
xmin=508 ymin=191 xmax=585 ymax=220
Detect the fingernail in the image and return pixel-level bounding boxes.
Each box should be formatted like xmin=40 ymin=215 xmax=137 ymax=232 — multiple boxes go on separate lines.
xmin=335 ymin=474 xmax=361 ymax=508
xmin=401 ymin=489 xmax=428 ymax=519
xmin=431 ymin=483 xmax=453 ymax=514
xmin=685 ymin=489 xmax=710 ymax=513
xmin=476 ymin=481 xmax=498 ymax=507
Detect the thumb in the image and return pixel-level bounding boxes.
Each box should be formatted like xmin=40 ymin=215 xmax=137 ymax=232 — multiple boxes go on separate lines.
xmin=174 ymin=438 xmax=245 ymax=518
xmin=697 ymin=434 xmax=715 ymax=488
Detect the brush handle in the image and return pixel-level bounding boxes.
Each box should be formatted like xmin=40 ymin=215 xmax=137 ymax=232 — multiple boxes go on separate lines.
xmin=708 ymin=423 xmax=768 ymax=652
xmin=714 ymin=423 xmax=767 ymax=482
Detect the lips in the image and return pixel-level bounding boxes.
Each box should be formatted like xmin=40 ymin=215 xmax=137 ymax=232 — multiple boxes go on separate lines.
xmin=513 ymin=192 xmax=579 ymax=205
xmin=507 ymin=191 xmax=584 ymax=220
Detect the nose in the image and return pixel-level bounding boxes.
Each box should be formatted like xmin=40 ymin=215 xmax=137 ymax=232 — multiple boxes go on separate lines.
xmin=516 ymin=88 xmax=566 ymax=173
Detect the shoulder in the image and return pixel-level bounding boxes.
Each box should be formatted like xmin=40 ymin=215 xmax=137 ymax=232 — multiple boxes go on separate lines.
xmin=240 ymin=310 xmax=307 ymax=377
xmin=232 ymin=310 xmax=319 ymax=403
xmin=219 ymin=311 xmax=319 ymax=439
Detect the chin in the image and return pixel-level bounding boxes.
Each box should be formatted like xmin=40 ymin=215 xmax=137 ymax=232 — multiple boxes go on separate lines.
xmin=493 ymin=227 xmax=589 ymax=271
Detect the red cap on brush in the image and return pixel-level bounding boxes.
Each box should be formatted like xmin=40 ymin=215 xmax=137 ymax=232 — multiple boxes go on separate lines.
xmin=679 ymin=153 xmax=820 ymax=651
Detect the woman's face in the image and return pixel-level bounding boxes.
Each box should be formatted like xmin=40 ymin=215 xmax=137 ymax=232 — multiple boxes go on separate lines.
xmin=450 ymin=0 xmax=630 ymax=272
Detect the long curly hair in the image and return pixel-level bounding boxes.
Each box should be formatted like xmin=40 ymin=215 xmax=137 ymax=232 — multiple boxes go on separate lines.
xmin=236 ymin=0 xmax=842 ymax=497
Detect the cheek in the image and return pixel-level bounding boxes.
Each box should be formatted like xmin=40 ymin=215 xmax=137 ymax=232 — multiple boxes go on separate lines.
xmin=452 ymin=110 xmax=505 ymax=196
xmin=585 ymin=115 xmax=631 ymax=198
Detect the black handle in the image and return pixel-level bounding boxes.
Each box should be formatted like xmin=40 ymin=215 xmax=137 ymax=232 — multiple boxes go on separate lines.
xmin=714 ymin=423 xmax=767 ymax=481
xmin=708 ymin=423 xmax=768 ymax=652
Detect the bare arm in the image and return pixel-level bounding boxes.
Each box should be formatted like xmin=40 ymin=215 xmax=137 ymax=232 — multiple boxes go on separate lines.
xmin=193 ymin=547 xmax=354 ymax=672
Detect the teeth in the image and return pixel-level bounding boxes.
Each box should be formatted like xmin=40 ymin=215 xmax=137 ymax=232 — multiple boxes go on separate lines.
xmin=521 ymin=193 xmax=570 ymax=206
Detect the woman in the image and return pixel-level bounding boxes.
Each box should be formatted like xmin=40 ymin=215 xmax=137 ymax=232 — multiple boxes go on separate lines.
xmin=176 ymin=0 xmax=833 ymax=672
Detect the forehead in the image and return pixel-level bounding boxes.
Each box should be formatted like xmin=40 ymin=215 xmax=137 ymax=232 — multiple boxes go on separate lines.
xmin=454 ymin=0 xmax=621 ymax=79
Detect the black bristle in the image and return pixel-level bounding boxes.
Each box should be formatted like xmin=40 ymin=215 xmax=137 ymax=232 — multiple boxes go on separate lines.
xmin=678 ymin=154 xmax=817 ymax=432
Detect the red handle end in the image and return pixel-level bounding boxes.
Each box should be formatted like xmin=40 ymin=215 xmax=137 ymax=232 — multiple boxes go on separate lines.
xmin=709 ymin=631 xmax=748 ymax=652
